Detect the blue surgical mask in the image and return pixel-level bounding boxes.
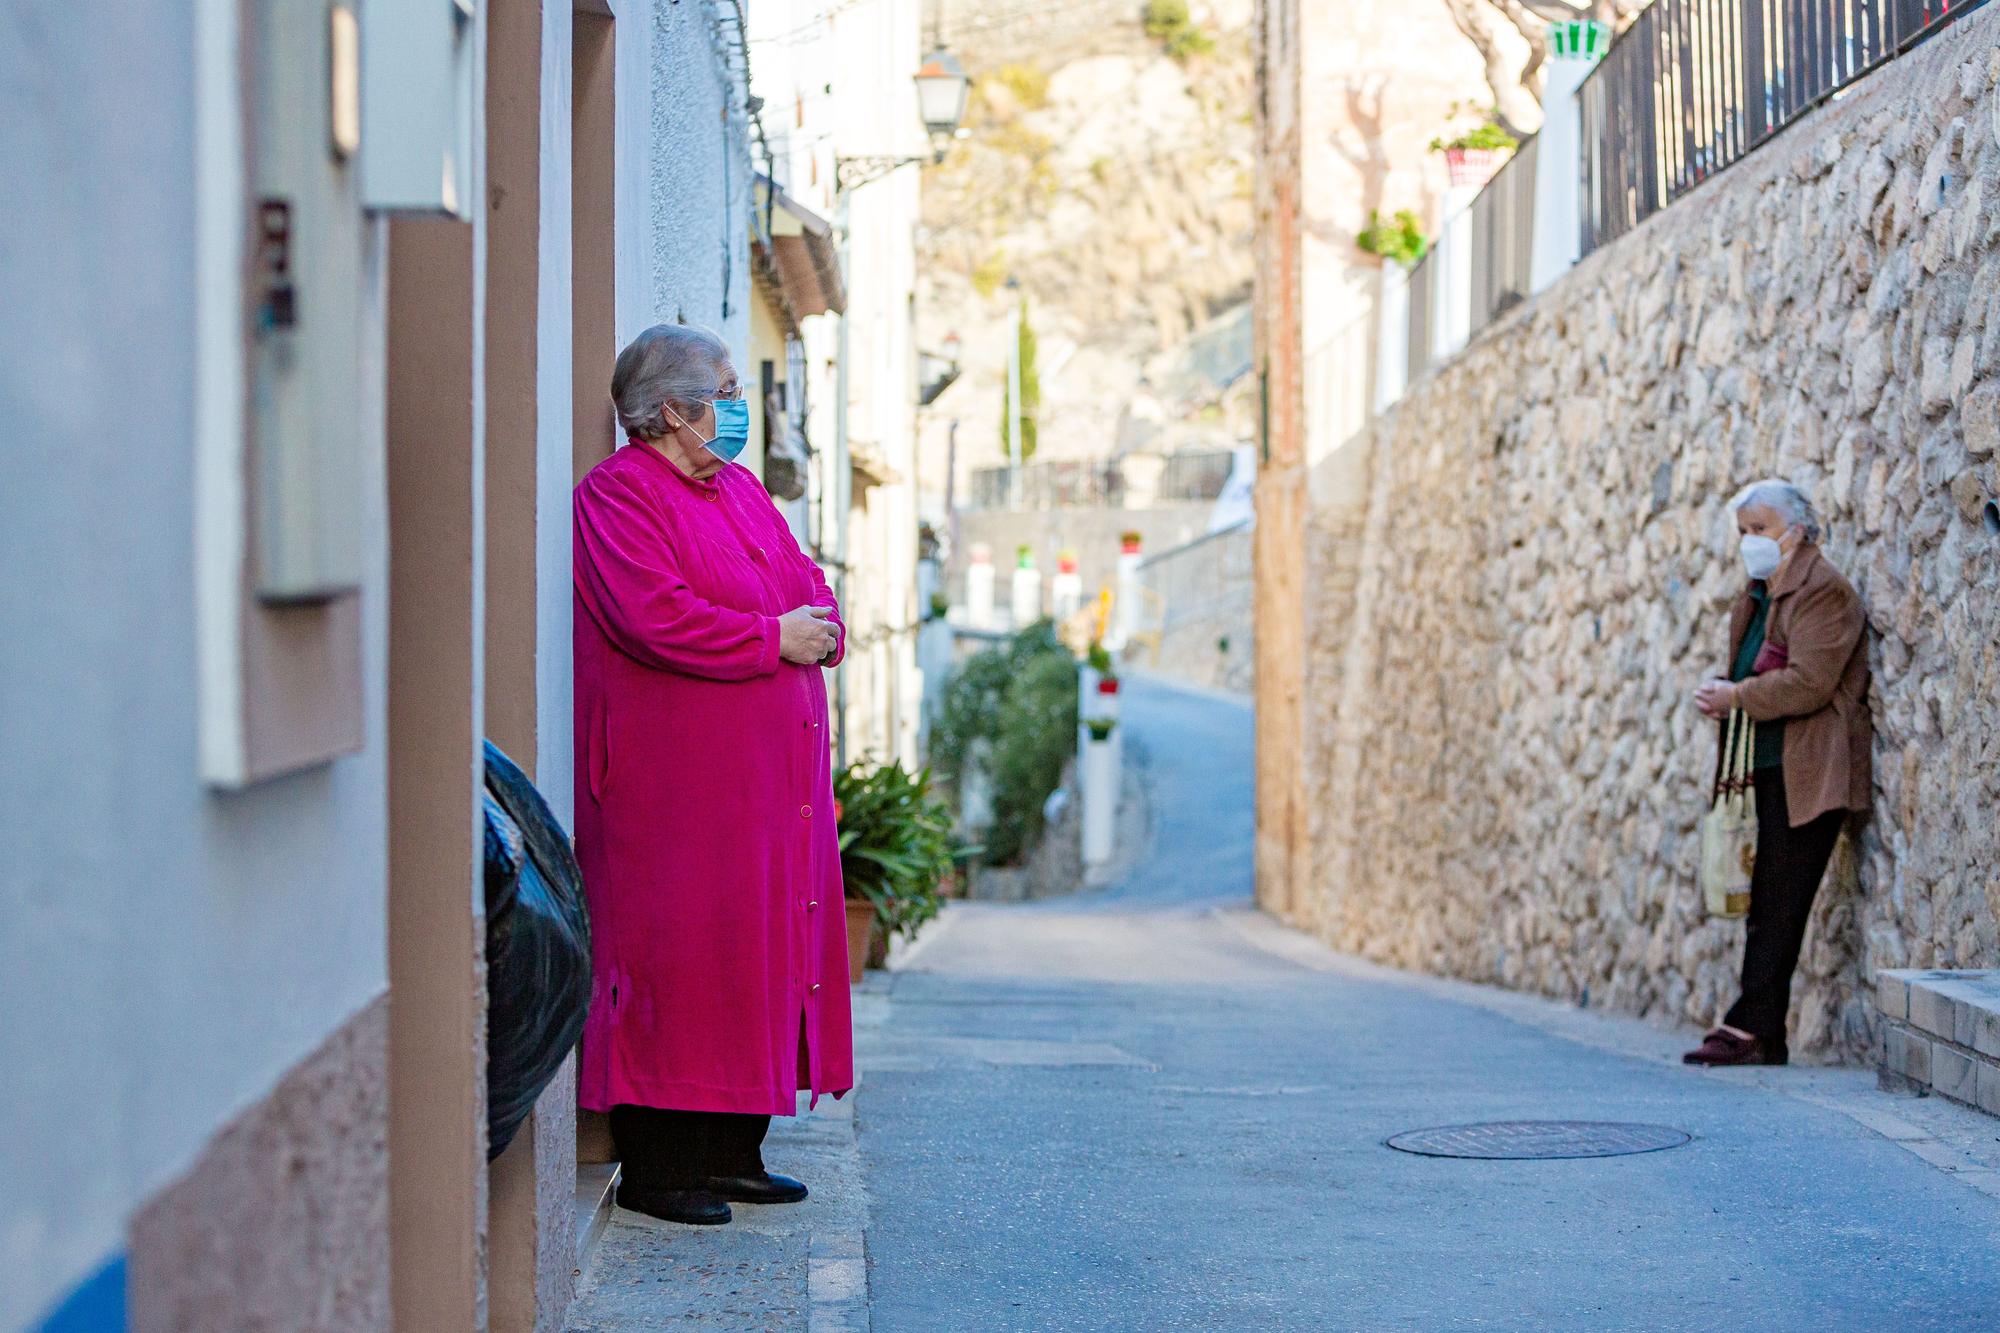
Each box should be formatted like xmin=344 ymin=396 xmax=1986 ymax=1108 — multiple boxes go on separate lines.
xmin=704 ymin=397 xmax=751 ymax=463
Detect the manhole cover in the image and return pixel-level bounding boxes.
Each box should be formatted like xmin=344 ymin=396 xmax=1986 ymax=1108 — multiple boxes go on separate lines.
xmin=1385 ymin=1120 xmax=1690 ymax=1160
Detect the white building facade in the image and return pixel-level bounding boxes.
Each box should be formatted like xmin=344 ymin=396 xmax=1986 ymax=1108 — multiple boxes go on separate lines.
xmin=1 ymin=0 xmax=774 ymax=1328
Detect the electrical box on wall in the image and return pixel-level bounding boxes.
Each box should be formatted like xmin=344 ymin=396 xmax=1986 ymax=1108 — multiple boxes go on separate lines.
xmin=250 ymin=0 xmax=370 ymax=600
xmin=361 ymin=0 xmax=477 ymax=217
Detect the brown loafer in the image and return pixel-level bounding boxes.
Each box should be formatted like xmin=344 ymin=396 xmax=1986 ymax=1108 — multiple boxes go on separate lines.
xmin=1682 ymin=1028 xmax=1786 ymax=1066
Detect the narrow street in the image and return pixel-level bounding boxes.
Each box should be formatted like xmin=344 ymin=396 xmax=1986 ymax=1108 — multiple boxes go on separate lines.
xmin=854 ymin=678 xmax=2000 ymax=1331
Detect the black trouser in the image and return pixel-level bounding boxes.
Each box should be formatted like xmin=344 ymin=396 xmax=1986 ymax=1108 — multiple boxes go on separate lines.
xmin=610 ymin=1106 xmax=771 ymax=1192
xmin=1721 ymin=770 xmax=1845 ymax=1049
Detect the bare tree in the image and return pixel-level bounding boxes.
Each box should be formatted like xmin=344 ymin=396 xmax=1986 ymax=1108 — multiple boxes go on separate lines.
xmin=1442 ymin=0 xmax=1649 ymax=137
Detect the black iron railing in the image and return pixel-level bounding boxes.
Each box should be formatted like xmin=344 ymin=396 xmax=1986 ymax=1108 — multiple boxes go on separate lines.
xmin=1582 ymin=0 xmax=1989 ymax=253
xmin=1406 ymin=251 xmax=1436 ymax=381
xmin=1470 ymin=134 xmax=1539 ymax=337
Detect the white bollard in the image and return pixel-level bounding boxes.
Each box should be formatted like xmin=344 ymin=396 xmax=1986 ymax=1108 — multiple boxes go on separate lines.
xmin=1112 ymin=533 xmax=1143 ymax=649
xmin=965 ymin=544 xmax=995 ymax=630
xmin=1081 ymin=728 xmax=1118 ymax=868
xmin=1010 ymin=546 xmax=1042 ymax=628
xmin=1077 ymin=663 xmax=1100 ymax=756
xmin=1050 ymin=551 xmax=1083 ymax=623
xmin=1095 ymin=673 xmax=1123 ymax=775
xmin=1532 ymin=20 xmax=1608 ymax=295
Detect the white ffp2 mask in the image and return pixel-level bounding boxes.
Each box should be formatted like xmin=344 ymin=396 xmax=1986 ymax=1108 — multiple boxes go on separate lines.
xmin=1740 ymin=534 xmax=1783 ymax=580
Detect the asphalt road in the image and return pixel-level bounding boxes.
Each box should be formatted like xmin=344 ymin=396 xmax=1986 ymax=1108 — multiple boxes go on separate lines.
xmin=855 ymin=676 xmax=2000 ymax=1332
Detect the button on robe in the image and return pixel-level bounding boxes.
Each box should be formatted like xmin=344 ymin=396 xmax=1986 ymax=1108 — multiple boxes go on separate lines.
xmin=572 ymin=441 xmax=854 ymax=1115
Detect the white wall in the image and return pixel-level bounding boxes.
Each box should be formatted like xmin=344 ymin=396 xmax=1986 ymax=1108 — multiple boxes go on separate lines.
xmin=0 ymin=3 xmax=390 ymax=1323
xmin=829 ymin=0 xmax=923 ymax=768
xmin=645 ymin=0 xmax=753 ymax=361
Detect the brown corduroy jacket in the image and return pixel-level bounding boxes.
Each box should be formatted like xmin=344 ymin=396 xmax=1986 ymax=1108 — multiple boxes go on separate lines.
xmin=1719 ymin=543 xmax=1872 ymax=827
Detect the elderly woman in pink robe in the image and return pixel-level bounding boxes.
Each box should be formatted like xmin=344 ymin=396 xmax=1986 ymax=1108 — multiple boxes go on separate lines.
xmin=572 ymin=323 xmax=854 ymax=1227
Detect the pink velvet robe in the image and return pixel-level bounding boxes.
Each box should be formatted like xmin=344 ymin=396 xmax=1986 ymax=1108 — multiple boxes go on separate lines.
xmin=572 ymin=440 xmax=854 ymax=1115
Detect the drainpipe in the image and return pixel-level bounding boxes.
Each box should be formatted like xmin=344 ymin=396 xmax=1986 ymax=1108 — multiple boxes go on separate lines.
xmin=833 ymin=191 xmax=852 ymax=769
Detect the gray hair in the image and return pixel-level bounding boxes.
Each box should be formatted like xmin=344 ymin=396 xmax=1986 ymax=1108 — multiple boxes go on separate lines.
xmin=611 ymin=324 xmax=732 ymax=439
xmin=1730 ymin=477 xmax=1822 ymax=542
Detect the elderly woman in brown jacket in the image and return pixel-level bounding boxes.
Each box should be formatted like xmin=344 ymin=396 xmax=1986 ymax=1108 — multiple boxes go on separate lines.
xmin=1685 ymin=480 xmax=1872 ymax=1067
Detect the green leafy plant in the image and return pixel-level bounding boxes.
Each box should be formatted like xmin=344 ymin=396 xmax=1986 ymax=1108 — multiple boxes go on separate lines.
xmin=927 ymin=620 xmax=1078 ymax=867
xmin=992 ymin=62 xmax=1050 ymax=109
xmin=986 ymin=649 xmax=1079 ymax=864
xmin=834 ymin=760 xmax=958 ymax=945
xmin=1143 ymin=0 xmax=1214 ymax=58
xmin=928 ymin=591 xmax=950 ymax=620
xmin=1429 ymin=106 xmax=1518 ymax=154
xmin=1086 ymin=640 xmax=1115 ymax=677
xmin=1356 ymin=209 xmax=1428 ymax=268
xmin=970 ymin=252 xmax=1010 ymax=299
xmin=1085 ymin=717 xmax=1117 ymax=742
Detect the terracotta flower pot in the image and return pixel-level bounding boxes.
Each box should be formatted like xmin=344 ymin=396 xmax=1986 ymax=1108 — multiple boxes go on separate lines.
xmin=845 ymin=898 xmax=875 ymax=983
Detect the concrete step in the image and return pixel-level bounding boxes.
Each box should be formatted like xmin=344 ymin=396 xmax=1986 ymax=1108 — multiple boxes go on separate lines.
xmin=573 ymin=1161 xmax=619 ymax=1284
xmin=1876 ymin=969 xmax=2000 ymax=1116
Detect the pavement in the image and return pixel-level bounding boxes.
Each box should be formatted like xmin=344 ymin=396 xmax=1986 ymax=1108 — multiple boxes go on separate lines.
xmin=571 ymin=675 xmax=2000 ymax=1331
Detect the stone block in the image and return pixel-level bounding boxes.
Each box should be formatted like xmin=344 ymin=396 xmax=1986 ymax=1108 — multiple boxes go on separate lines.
xmin=1931 ymin=1043 xmax=1980 ymax=1104
xmin=1884 ymin=1022 xmax=1934 ymax=1086
xmin=1978 ymin=1059 xmax=2000 ymax=1118
xmin=1972 ymin=1002 xmax=2000 ymax=1061
xmin=1875 ymin=969 xmax=1916 ymax=1021
xmin=1909 ymin=981 xmax=1960 ymax=1040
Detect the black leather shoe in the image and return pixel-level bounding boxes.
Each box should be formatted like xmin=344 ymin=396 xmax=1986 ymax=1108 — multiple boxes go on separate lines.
xmin=616 ymin=1184 xmax=732 ymax=1226
xmin=706 ymin=1171 xmax=808 ymax=1205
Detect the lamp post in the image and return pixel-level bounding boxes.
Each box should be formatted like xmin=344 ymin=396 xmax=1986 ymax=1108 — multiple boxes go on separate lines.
xmin=833 ymin=47 xmax=969 ymax=193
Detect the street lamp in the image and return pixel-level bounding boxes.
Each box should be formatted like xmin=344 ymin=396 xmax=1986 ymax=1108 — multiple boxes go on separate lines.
xmin=835 ymin=45 xmax=970 ymax=192
xmin=914 ymin=48 xmax=970 ymax=145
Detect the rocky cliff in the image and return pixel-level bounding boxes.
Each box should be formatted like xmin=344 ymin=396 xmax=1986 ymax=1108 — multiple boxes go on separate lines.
xmin=918 ymin=0 xmax=1257 ymax=503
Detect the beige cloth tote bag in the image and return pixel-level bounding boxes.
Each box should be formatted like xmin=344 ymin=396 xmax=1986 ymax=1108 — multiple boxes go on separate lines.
xmin=1699 ymin=709 xmax=1757 ymax=919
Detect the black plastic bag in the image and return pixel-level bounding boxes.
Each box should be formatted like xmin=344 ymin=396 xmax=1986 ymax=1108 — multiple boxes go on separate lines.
xmin=482 ymin=739 xmax=592 ymax=1160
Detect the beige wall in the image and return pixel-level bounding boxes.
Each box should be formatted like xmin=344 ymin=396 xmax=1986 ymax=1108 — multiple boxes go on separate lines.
xmin=1255 ymin=0 xmax=1495 ymax=916
xmin=1298 ymin=14 xmax=2000 ymax=1062
xmin=1139 ymin=524 xmax=1255 ymax=694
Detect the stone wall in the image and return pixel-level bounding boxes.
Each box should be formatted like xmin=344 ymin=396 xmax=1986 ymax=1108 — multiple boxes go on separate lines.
xmin=1138 ymin=522 xmax=1255 ymax=693
xmin=1300 ymin=15 xmax=2000 ymax=1062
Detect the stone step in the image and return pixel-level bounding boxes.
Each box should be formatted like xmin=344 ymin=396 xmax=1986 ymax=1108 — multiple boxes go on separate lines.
xmin=1875 ymin=969 xmax=2000 ymax=1117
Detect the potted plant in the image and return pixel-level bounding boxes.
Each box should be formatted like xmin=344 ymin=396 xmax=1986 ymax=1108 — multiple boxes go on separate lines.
xmin=833 ymin=759 xmax=958 ymax=982
xmin=1356 ymin=209 xmax=1428 ymax=268
xmin=1429 ymin=108 xmax=1517 ymax=189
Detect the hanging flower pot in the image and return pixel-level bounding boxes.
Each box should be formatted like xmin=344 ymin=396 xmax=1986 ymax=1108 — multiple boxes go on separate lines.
xmin=1443 ymin=146 xmax=1503 ymax=189
xmin=1097 ymin=676 xmax=1121 ymax=695
xmin=1431 ymin=115 xmax=1518 ymax=190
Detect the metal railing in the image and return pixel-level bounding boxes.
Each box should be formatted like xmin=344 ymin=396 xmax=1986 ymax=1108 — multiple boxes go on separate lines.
xmin=1406 ymin=251 xmax=1436 ymax=383
xmin=1469 ymin=133 xmax=1539 ymax=337
xmin=1582 ymin=0 xmax=1990 ymax=253
xmin=965 ymin=448 xmax=1237 ymax=511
